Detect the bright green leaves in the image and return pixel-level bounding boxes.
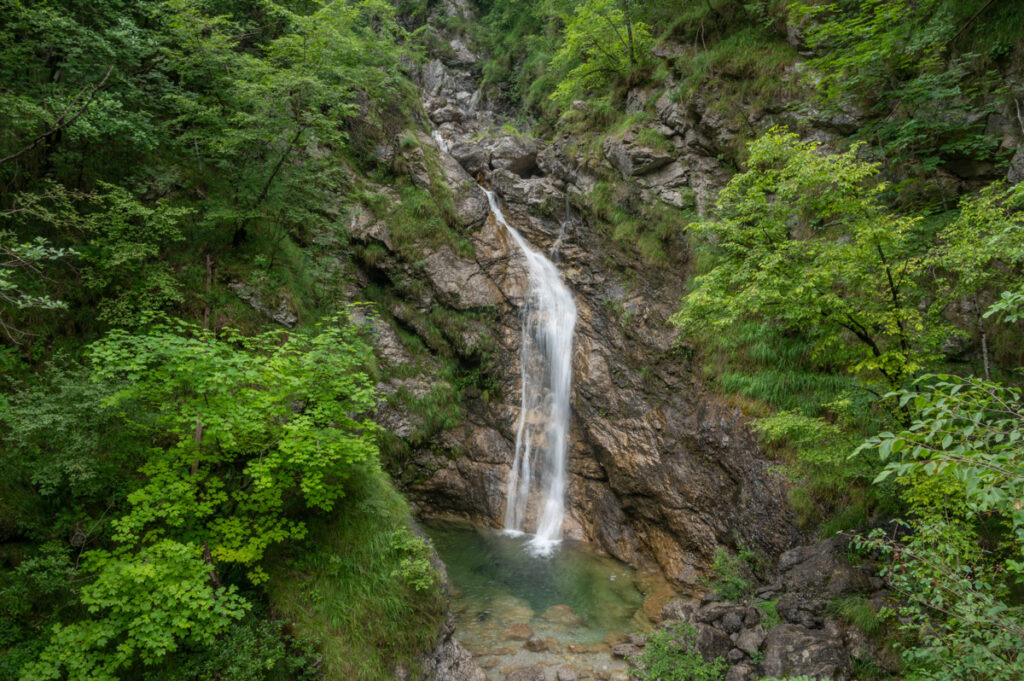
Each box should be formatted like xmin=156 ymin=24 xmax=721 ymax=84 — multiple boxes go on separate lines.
xmin=89 ymin=312 xmax=379 ymax=578
xmin=854 ymin=375 xmax=1024 ymax=678
xmin=549 ymin=0 xmax=653 ymax=109
xmin=860 ymin=376 xmax=1024 ymax=548
xmin=22 ymin=311 xmax=380 ymax=678
xmin=22 ymin=541 xmax=249 ymax=681
xmin=673 ymin=128 xmax=949 ymax=389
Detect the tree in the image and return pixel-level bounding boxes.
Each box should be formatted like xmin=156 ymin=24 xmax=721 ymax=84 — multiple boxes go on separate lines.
xmin=671 ymin=128 xmax=952 ymax=392
xmin=855 ymin=375 xmax=1024 ymax=680
xmin=549 ymin=0 xmax=653 ymax=108
xmin=21 ymin=312 xmax=380 ymax=680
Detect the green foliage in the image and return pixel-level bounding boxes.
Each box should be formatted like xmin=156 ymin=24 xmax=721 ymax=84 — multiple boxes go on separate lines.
xmin=630 ymin=621 xmax=729 ymax=681
xmin=791 ymin=0 xmax=1005 ymax=172
xmin=14 ymin=312 xmax=383 ymax=680
xmin=266 ymin=467 xmax=445 ymax=681
xmin=703 ymin=543 xmax=759 ymax=601
xmin=827 ymin=595 xmax=885 ymax=635
xmin=673 ymin=128 xmax=954 ymax=390
xmin=549 ymin=0 xmax=654 ymax=109
xmin=753 ymin=598 xmax=782 ymax=629
xmin=90 ymin=313 xmax=380 ymax=581
xmin=22 ymin=540 xmax=250 ymax=681
xmin=855 ymin=374 xmax=1024 ymax=680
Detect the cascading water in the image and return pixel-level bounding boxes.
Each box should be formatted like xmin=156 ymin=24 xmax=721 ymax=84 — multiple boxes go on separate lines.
xmin=433 ymin=128 xmax=577 ymax=555
xmin=483 ymin=190 xmax=577 ymax=556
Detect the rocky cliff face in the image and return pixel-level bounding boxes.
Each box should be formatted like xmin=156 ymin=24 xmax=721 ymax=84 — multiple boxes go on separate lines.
xmin=353 ymin=2 xmax=804 ymax=591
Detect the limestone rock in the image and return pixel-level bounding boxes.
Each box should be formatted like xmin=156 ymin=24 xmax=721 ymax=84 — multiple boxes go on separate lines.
xmin=450 ymin=142 xmax=489 ymax=176
xmin=485 ymin=135 xmax=539 ymax=176
xmin=420 ymin=245 xmax=503 ymax=309
xmin=1008 ymin=147 xmax=1024 ymax=184
xmin=761 ymin=624 xmax=851 ymax=681
xmin=775 ymin=593 xmax=825 ymax=629
xmin=724 ymin=663 xmax=755 ymax=681
xmin=778 ymin=536 xmax=880 ymax=598
xmin=420 ymin=618 xmax=487 ymax=681
xmin=505 ymin=666 xmax=546 ymax=681
xmin=524 ymin=636 xmax=546 ymax=652
xmin=503 ymin=623 xmax=533 ymax=641
xmin=695 ymin=624 xmax=733 ymax=662
xmin=602 ymin=133 xmax=674 ymax=177
xmin=734 ymin=625 xmax=766 ymax=655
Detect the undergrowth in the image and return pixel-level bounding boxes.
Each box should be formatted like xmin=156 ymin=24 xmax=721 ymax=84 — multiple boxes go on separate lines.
xmin=266 ymin=466 xmax=446 ymax=681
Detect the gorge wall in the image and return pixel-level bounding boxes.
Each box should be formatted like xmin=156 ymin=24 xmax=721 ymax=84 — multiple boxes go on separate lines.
xmin=353 ymin=1 xmax=807 ymax=591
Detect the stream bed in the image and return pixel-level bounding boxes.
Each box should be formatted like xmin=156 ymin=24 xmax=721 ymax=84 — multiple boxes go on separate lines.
xmin=424 ymin=521 xmax=675 ymax=680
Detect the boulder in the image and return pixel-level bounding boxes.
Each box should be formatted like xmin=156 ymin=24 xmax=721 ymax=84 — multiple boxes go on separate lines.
xmin=761 ymin=624 xmax=851 ymax=681
xmin=734 ymin=625 xmax=766 ymax=655
xmin=1008 ymin=147 xmax=1024 ymax=184
xmin=524 ymin=636 xmax=546 ymax=652
xmin=437 ymin=153 xmax=489 ymax=228
xmin=661 ymin=599 xmax=697 ymax=623
xmin=429 ymin=104 xmax=464 ymax=124
xmin=775 ymin=593 xmax=825 ymax=629
xmin=725 ymin=663 xmax=755 ymax=681
xmin=602 ymin=134 xmax=674 ymax=177
xmin=611 ymin=642 xmax=641 ymax=658
xmin=449 ymin=142 xmax=489 ymax=176
xmin=505 ymin=667 xmax=546 ymax=681
xmin=503 ymin=623 xmax=533 ymax=641
xmin=695 ymin=624 xmax=733 ymax=662
xmin=486 ymin=135 xmax=539 ymax=177
xmin=778 ymin=535 xmax=879 ymax=598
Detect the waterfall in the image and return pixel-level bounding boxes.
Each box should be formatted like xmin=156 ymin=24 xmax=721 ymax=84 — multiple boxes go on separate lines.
xmin=483 ymin=190 xmax=577 ymax=557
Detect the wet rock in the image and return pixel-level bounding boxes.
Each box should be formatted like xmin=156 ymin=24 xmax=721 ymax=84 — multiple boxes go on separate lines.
xmin=503 ymin=623 xmax=533 ymax=641
xmin=567 ymin=643 xmax=587 ymax=654
xmin=734 ymin=625 xmax=766 ymax=655
xmin=557 ymin=668 xmax=579 ymax=681
xmin=761 ymin=624 xmax=851 ymax=681
xmin=695 ymin=624 xmax=733 ymax=662
xmin=505 ymin=666 xmax=547 ymax=681
xmin=611 ymin=643 xmax=641 ymax=658
xmin=661 ymin=599 xmax=697 ymax=623
xmin=775 ymin=593 xmax=825 ymax=629
xmin=542 ymin=604 xmax=585 ymax=627
xmin=525 ymin=636 xmax=546 ymax=652
xmin=724 ymin=663 xmax=755 ymax=681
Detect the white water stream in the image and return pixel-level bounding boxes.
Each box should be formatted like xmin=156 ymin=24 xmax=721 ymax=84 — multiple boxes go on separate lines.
xmin=433 ymin=129 xmax=577 ymax=555
xmin=485 ymin=191 xmax=577 ymax=556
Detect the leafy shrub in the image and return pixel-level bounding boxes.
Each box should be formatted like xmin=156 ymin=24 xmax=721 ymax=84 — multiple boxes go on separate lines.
xmin=630 ymin=622 xmax=729 ymax=681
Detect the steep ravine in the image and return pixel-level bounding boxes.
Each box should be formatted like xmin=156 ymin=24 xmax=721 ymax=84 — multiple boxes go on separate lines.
xmin=353 ymin=0 xmax=800 ymax=596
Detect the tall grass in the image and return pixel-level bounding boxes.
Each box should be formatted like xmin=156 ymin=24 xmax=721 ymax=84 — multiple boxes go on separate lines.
xmin=266 ymin=467 xmax=446 ymax=681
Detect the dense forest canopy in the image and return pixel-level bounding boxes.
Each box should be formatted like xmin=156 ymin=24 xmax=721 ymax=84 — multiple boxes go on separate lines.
xmin=1 ymin=0 xmax=1023 ymax=680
